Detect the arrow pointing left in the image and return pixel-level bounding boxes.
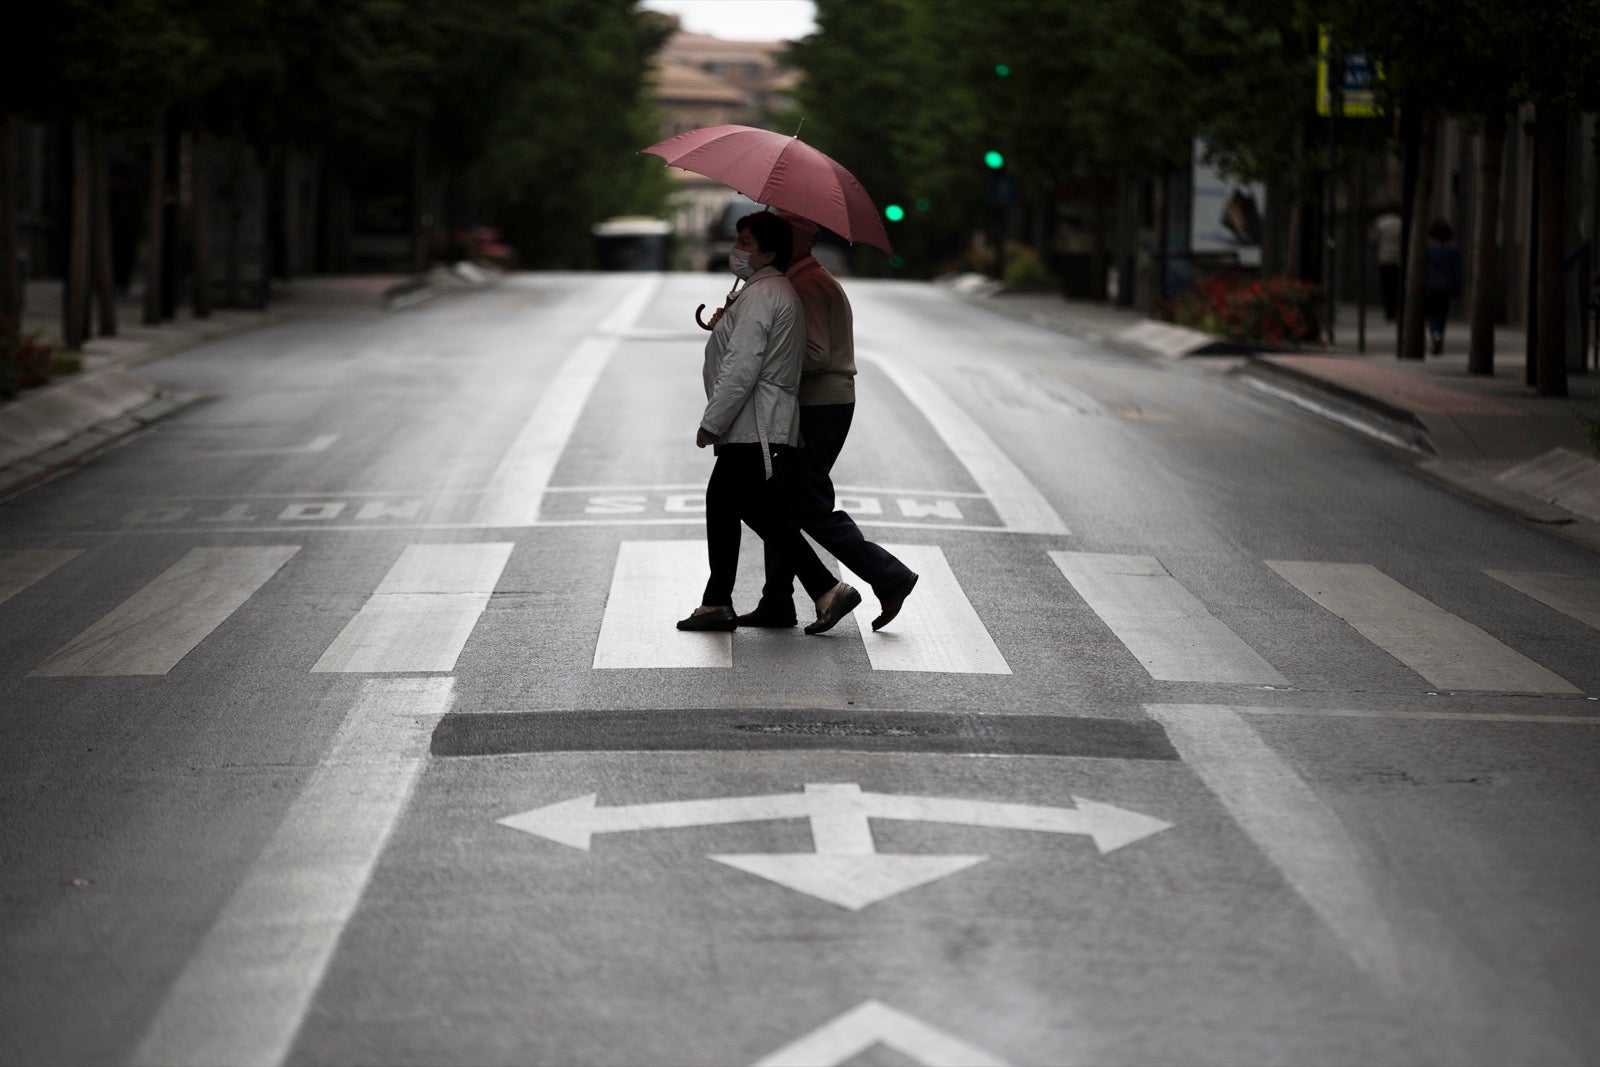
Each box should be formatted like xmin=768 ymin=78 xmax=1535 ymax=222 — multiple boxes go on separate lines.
xmin=497 ymin=791 xmax=814 ymax=850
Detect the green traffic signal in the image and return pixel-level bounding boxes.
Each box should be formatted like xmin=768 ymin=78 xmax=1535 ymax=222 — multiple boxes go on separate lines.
xmin=984 ymin=150 xmax=1005 ymax=170
xmin=994 ymin=63 xmax=1011 ymax=77
xmin=884 ymin=204 xmax=906 ymax=222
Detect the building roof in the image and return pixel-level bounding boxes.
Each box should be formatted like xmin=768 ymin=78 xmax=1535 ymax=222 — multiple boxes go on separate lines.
xmin=653 ymin=61 xmax=746 ymax=106
xmin=661 ymin=30 xmax=790 ymax=65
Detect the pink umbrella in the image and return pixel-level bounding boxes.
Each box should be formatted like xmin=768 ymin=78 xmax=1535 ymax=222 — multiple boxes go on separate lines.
xmin=642 ymin=124 xmax=894 ymax=257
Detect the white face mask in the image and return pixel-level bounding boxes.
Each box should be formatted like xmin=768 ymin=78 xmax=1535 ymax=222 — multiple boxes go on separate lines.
xmin=728 ymin=248 xmax=755 ymax=279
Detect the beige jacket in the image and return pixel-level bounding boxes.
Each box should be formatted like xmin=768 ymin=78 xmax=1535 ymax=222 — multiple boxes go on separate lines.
xmin=786 ymin=255 xmax=856 ymax=405
xmin=700 ymin=267 xmax=803 ymax=476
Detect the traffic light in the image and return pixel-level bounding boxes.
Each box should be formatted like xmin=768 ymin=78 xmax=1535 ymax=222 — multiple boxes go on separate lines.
xmin=994 ymin=63 xmax=1011 ymax=77
xmin=984 ymin=150 xmax=1005 ymax=170
xmin=884 ymin=203 xmax=906 ymax=222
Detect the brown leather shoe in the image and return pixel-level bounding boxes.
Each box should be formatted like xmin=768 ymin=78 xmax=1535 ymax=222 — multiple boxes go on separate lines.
xmin=676 ymin=605 xmax=737 ymax=631
xmin=871 ymin=573 xmax=919 ymax=631
xmin=804 ymin=583 xmax=861 ymax=635
xmin=735 ymin=603 xmax=798 ymax=628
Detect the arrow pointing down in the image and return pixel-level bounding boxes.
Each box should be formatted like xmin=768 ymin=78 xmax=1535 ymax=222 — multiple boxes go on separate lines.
xmin=498 ymin=783 xmax=1170 ymax=908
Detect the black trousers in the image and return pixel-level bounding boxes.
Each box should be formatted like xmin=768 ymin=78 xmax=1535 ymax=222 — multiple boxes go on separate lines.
xmin=757 ymin=403 xmax=916 ymax=610
xmin=1379 ymin=264 xmax=1401 ymax=322
xmin=1423 ymin=291 xmax=1452 ymax=345
xmin=701 ymin=444 xmax=837 ymax=608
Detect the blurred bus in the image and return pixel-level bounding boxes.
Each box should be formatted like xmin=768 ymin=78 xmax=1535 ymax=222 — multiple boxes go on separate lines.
xmin=592 ymin=217 xmax=673 ymax=271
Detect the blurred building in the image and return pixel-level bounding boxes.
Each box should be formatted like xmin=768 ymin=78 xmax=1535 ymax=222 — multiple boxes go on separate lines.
xmin=650 ymin=23 xmax=801 ymax=269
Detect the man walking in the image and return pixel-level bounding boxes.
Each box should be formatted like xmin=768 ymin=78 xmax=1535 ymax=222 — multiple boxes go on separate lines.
xmin=737 ymin=210 xmax=919 ymax=634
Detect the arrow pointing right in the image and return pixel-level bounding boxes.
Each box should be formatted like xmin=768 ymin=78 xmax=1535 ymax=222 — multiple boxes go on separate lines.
xmin=856 ymin=792 xmax=1172 ymax=853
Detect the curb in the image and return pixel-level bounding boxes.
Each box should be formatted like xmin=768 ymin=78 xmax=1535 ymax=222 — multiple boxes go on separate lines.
xmin=0 ymin=388 xmax=201 ymax=500
xmin=2 ymin=269 xmax=499 ymax=498
xmin=1231 ymin=357 xmax=1435 ymax=454
xmin=383 ymin=262 xmax=503 ymax=311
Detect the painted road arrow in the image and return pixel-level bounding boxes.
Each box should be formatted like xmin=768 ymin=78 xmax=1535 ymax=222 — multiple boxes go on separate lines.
xmin=498 ymin=782 xmax=1171 ymax=909
xmin=753 ymin=999 xmax=1011 ymax=1067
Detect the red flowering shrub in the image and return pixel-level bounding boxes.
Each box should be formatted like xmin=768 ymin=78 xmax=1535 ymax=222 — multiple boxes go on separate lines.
xmin=0 ymin=321 xmax=63 ymax=399
xmin=1166 ymin=275 xmax=1320 ymax=349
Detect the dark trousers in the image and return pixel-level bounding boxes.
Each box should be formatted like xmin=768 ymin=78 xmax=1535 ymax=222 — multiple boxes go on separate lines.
xmin=701 ymin=444 xmax=836 ymax=608
xmin=1423 ymin=291 xmax=1450 ymax=344
xmin=757 ymin=403 xmax=916 ymax=610
xmin=1379 ymin=264 xmax=1400 ymax=321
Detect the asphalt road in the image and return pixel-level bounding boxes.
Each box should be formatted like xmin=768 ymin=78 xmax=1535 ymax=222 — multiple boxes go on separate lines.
xmin=2 ymin=272 xmax=1598 ymax=1067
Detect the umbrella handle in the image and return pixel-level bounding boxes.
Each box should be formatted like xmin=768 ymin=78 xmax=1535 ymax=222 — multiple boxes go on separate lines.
xmin=695 ymin=304 xmax=715 ymax=331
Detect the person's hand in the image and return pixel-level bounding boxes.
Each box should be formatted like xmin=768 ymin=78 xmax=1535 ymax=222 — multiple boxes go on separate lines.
xmin=696 ymin=427 xmax=718 ymax=448
xmin=707 ymin=307 xmax=725 ymax=329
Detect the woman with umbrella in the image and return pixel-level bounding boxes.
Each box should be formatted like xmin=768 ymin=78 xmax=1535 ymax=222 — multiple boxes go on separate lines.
xmin=676 ymin=210 xmax=862 ymax=634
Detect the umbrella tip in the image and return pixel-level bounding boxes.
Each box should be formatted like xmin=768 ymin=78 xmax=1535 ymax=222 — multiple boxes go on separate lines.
xmin=793 ymin=117 xmax=805 ymax=139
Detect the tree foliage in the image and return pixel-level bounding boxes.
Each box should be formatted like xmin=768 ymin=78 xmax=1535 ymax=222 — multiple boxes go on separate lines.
xmin=787 ymin=0 xmax=1324 ymax=276
xmin=6 ymin=0 xmax=671 ymax=267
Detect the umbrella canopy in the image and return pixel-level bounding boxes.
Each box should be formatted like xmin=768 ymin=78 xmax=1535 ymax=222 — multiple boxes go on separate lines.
xmin=642 ymin=124 xmax=893 ymax=256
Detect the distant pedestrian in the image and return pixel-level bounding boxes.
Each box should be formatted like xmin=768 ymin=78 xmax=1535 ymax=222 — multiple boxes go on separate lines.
xmin=1423 ymin=218 xmax=1463 ymax=355
xmin=1371 ymin=208 xmax=1402 ymax=322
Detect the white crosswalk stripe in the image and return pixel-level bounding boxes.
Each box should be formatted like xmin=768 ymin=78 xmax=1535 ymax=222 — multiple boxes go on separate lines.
xmin=33 ymin=546 xmax=299 ymax=677
xmin=0 ymin=549 xmax=81 ymax=606
xmin=1267 ymin=560 xmax=1579 ymax=694
xmin=1049 ymin=551 xmax=1288 ymax=685
xmin=594 ymin=540 xmax=731 ymax=669
xmin=312 ymin=543 xmax=513 ymax=673
xmin=846 ymin=544 xmax=1011 ymax=674
xmin=1484 ymin=570 xmax=1600 ymax=632
xmin=9 ymin=539 xmax=1592 ymax=688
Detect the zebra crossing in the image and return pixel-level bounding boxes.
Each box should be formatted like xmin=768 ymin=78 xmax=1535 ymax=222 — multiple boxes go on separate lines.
xmin=1 ymin=545 xmax=1596 ymax=691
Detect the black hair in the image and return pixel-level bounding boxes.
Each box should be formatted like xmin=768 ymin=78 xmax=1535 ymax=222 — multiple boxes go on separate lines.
xmin=1429 ymin=218 xmax=1454 ymax=241
xmin=737 ymin=211 xmax=792 ymax=271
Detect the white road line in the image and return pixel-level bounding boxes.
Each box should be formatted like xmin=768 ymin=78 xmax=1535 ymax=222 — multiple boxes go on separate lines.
xmin=129 ymin=677 xmax=452 ymax=1067
xmin=1234 ymin=705 xmax=1600 ymax=725
xmin=1145 ymin=703 xmax=1405 ymax=989
xmin=211 ymin=433 xmax=339 ymax=458
xmin=311 ymin=543 xmax=512 ymax=673
xmin=33 ymin=546 xmax=298 ymax=676
xmin=753 ymin=1000 xmax=1012 ymax=1067
xmin=861 ymin=353 xmax=1068 ymax=535
xmin=1485 ymin=569 xmax=1600 ymax=632
xmin=846 ymin=544 xmax=1011 ymax=674
xmin=1050 ymin=552 xmax=1289 ymax=685
xmin=120 ymin=519 xmax=1022 ymax=536
xmin=593 ymin=540 xmax=730 ymax=669
xmin=473 ymin=275 xmax=661 ymax=527
xmin=0 ymin=548 xmax=80 ymax=606
xmin=1267 ymin=560 xmax=1579 ymax=694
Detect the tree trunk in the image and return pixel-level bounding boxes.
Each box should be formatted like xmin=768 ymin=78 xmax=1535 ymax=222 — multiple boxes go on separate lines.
xmin=281 ymin=150 xmax=298 ymax=283
xmin=1400 ymin=106 xmax=1439 ymax=361
xmin=142 ymin=120 xmax=165 ymax=325
xmin=190 ymin=123 xmax=211 ymax=317
xmin=1089 ymin=175 xmax=1107 ymax=299
xmin=64 ymin=116 xmax=91 ymax=351
xmin=411 ymin=124 xmax=428 ymax=272
xmin=325 ymin=160 xmax=351 ymax=272
xmin=1534 ymin=101 xmax=1568 ymax=397
xmin=0 ymin=113 xmax=21 ymax=353
xmin=90 ymin=119 xmax=117 ymax=338
xmin=224 ymin=130 xmax=241 ymax=308
xmin=1468 ymin=107 xmax=1506 ymax=375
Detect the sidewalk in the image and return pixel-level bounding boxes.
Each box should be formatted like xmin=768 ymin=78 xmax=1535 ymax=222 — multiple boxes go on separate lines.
xmin=946 ymin=277 xmax=1600 ymax=550
xmin=0 ymin=265 xmax=495 ymax=496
